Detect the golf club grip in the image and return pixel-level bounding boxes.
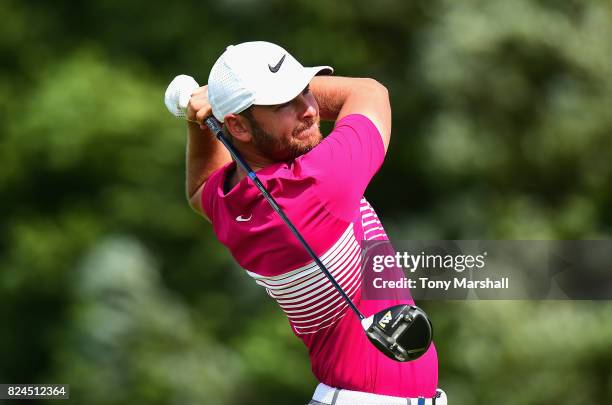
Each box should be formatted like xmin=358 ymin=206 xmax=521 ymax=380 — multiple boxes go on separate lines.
xmin=204 ymin=117 xmax=365 ymax=320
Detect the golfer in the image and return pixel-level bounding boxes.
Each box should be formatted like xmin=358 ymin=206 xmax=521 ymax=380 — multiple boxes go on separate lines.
xmin=185 ymin=41 xmax=445 ymax=404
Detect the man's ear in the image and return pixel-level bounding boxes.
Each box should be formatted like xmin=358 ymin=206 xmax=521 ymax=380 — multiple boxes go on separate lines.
xmin=224 ymin=114 xmax=253 ymax=142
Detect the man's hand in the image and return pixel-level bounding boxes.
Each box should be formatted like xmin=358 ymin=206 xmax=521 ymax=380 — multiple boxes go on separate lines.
xmin=186 ymin=85 xmax=214 ymax=130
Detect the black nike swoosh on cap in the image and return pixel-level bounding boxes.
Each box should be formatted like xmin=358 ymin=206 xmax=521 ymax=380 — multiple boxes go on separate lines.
xmin=268 ymin=54 xmax=286 ymax=73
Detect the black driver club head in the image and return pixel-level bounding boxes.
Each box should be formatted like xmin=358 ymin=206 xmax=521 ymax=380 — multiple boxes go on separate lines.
xmin=361 ymin=304 xmax=433 ymax=362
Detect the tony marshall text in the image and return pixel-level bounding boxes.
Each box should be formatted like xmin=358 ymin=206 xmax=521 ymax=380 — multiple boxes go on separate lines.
xmin=373 ymin=277 xmax=509 ymax=290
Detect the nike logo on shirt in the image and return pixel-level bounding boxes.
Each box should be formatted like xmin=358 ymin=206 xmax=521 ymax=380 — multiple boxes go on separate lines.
xmin=236 ymin=214 xmax=252 ymax=222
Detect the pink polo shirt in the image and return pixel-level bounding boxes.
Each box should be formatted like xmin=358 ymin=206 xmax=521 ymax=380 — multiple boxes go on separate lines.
xmin=202 ymin=114 xmax=438 ymax=397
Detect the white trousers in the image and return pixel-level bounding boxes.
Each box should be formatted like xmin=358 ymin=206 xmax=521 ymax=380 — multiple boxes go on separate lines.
xmin=308 ymin=383 xmax=447 ymax=405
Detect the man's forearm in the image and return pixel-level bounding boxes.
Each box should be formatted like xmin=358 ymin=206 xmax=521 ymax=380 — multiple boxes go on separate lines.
xmin=186 ymin=122 xmax=231 ymax=199
xmin=310 ymin=76 xmax=386 ymax=121
xmin=310 ymin=75 xmax=391 ymax=151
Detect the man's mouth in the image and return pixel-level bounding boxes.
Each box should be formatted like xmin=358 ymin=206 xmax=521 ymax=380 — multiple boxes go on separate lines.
xmin=294 ymin=122 xmax=315 ymax=139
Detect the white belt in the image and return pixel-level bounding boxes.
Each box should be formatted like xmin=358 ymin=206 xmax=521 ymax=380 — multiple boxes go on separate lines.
xmin=312 ymin=383 xmax=447 ymax=405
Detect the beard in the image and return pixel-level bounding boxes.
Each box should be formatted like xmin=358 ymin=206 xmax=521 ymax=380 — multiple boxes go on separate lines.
xmin=251 ymin=117 xmax=323 ymax=161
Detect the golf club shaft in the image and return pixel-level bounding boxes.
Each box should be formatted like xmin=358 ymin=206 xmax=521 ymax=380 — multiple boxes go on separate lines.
xmin=205 ymin=117 xmax=365 ymax=321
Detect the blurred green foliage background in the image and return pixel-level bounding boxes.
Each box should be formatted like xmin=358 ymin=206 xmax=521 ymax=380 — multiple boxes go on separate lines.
xmin=1 ymin=0 xmax=611 ymax=404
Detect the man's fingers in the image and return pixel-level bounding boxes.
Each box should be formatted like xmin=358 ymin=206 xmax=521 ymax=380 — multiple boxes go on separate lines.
xmin=195 ymin=107 xmax=213 ymax=123
xmin=186 ymin=85 xmax=210 ymax=122
xmin=191 ymin=85 xmax=208 ymax=97
xmin=187 ymin=99 xmax=209 ymax=122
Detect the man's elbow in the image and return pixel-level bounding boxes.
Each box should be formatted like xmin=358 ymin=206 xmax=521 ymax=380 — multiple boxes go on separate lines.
xmin=187 ymin=185 xmax=205 ymax=217
xmin=359 ymin=78 xmax=389 ymax=97
xmin=359 ymin=79 xmax=390 ymax=114
xmin=359 ymin=78 xmax=391 ymax=145
xmin=188 ymin=193 xmax=199 ymax=212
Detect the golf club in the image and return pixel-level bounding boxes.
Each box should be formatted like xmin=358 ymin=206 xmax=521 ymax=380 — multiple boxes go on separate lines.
xmin=164 ymin=75 xmax=433 ymax=362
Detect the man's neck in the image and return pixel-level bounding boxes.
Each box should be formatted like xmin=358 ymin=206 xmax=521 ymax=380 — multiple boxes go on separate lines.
xmin=231 ymin=145 xmax=278 ymax=180
xmin=227 ymin=156 xmax=274 ymax=189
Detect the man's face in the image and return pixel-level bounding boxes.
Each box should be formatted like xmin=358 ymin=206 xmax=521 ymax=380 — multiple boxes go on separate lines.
xmin=246 ymin=84 xmax=322 ymax=161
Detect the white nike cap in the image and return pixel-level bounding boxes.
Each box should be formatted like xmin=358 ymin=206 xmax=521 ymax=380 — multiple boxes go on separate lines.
xmin=208 ymin=41 xmax=333 ymax=122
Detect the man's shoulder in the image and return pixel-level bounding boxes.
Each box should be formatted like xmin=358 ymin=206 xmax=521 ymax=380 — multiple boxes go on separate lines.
xmin=204 ymin=161 xmax=316 ymax=207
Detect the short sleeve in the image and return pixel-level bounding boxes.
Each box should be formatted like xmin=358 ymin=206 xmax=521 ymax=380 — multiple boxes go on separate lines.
xmin=296 ymin=114 xmax=385 ymax=221
xmin=201 ymin=163 xmax=231 ymax=222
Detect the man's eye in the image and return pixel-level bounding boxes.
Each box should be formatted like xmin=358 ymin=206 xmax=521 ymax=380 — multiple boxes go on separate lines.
xmin=302 ymin=86 xmax=310 ymax=95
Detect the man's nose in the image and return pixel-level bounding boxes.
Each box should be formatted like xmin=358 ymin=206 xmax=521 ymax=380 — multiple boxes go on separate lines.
xmin=296 ymin=94 xmax=317 ymax=119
